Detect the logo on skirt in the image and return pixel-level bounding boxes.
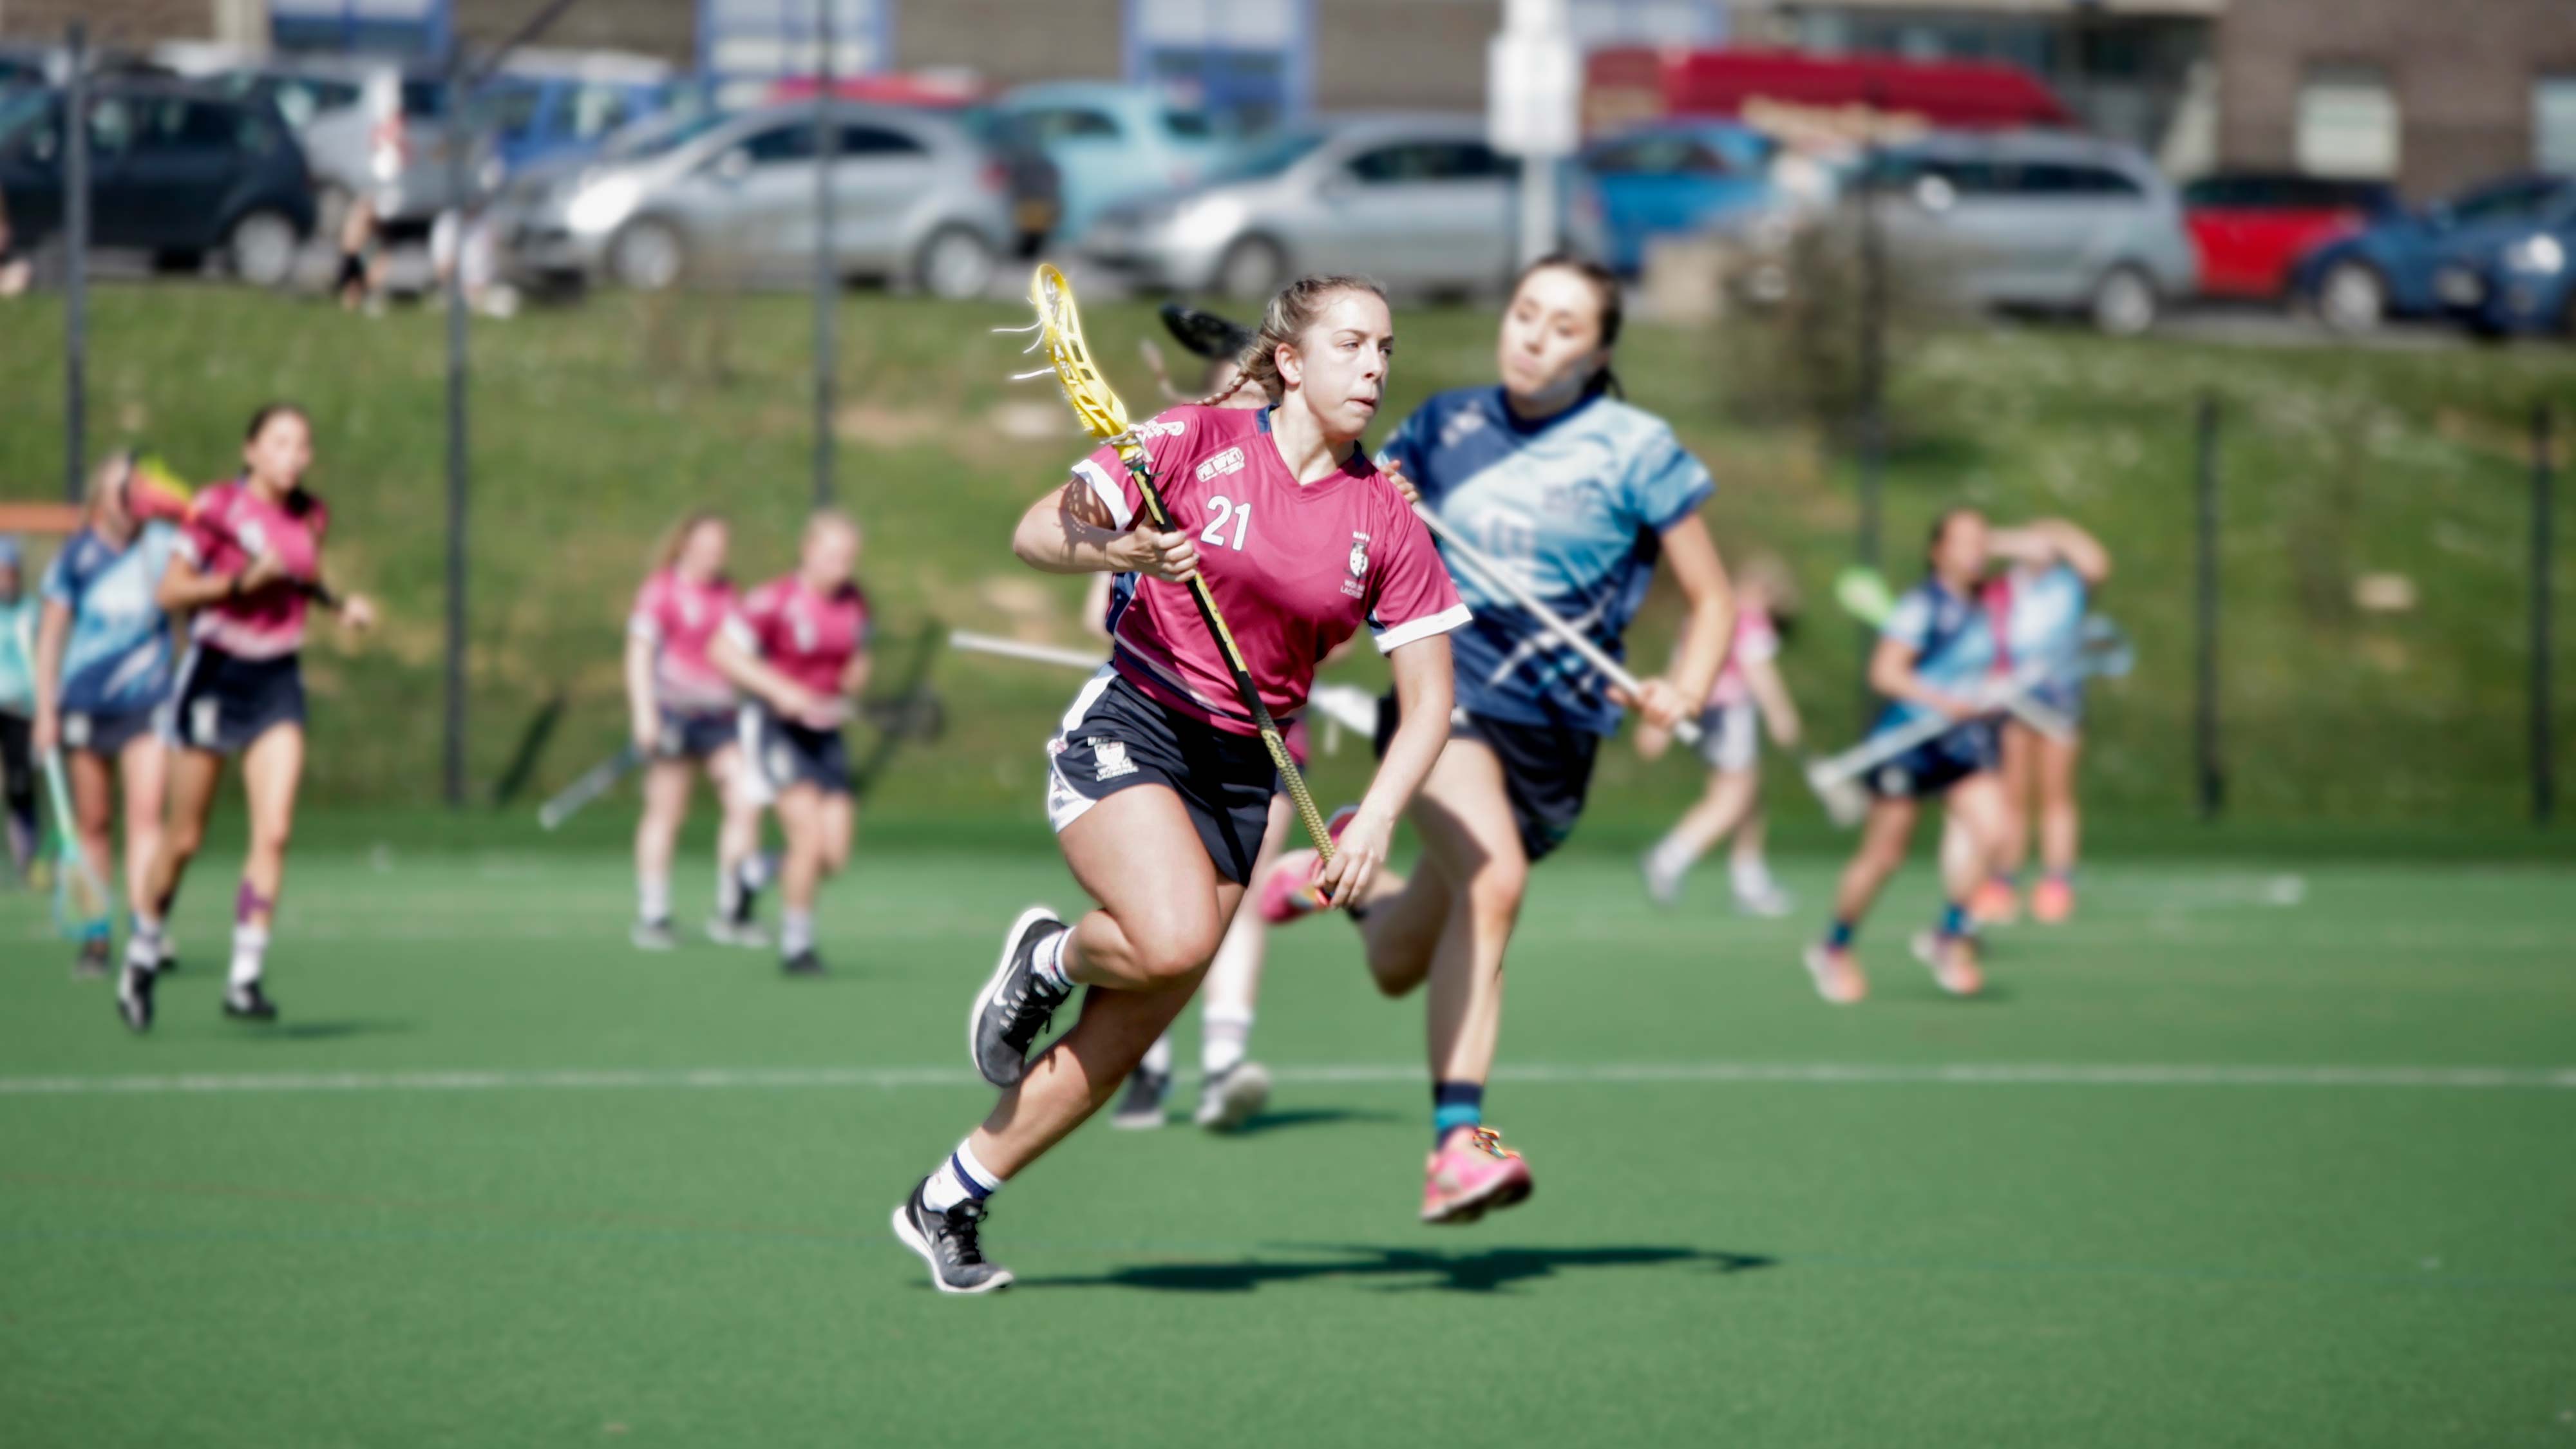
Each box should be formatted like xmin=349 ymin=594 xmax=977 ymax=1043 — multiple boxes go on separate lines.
xmin=1092 ymin=737 xmax=1137 ymax=780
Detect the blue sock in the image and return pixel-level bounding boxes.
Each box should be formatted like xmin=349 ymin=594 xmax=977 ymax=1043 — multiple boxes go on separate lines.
xmin=1432 ymin=1081 xmax=1483 ymax=1145
xmin=1826 ymin=918 xmax=1857 ymax=951
xmin=1938 ymin=902 xmax=1971 ymax=940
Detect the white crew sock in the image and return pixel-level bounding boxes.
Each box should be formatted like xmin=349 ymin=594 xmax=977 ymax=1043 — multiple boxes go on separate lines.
xmin=1730 ymin=854 xmax=1776 ymax=895
xmin=921 ymin=1140 xmax=1005 ymax=1213
xmin=638 ymin=871 xmax=671 ymax=925
xmin=1202 ymin=1008 xmax=1253 ymax=1077
xmin=126 ymin=914 xmax=165 ymax=971
xmin=1653 ymin=833 xmax=1701 ymax=878
xmin=1032 ymin=927 xmax=1073 ymax=991
xmin=229 ymin=925 xmax=269 ymax=989
xmin=782 ymin=909 xmax=815 ymax=958
xmin=715 ymin=857 xmax=744 ymax=917
xmin=1139 ymin=1033 xmax=1174 ymax=1077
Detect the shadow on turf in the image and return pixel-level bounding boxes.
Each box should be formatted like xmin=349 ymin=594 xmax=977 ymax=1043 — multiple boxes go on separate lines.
xmin=231 ymin=1019 xmax=414 ymax=1043
xmin=1227 ymin=1107 xmax=1399 ymax=1136
xmin=1024 ymin=1244 xmax=1775 ymax=1295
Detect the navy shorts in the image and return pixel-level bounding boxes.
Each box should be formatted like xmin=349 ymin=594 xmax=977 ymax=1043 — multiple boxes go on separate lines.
xmin=168 ymin=647 xmax=305 ymax=755
xmin=1862 ymin=719 xmax=2000 ymax=800
xmin=1046 ymin=671 xmax=1277 ymax=886
xmin=62 ymin=705 xmax=162 ymax=758
xmin=743 ymin=706 xmax=851 ymax=797
xmin=1375 ymin=695 xmax=1601 ymax=864
xmin=655 ymin=706 xmax=737 ymax=762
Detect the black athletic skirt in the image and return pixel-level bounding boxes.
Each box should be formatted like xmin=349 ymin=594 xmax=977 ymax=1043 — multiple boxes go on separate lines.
xmin=1045 ymin=671 xmax=1278 ymax=886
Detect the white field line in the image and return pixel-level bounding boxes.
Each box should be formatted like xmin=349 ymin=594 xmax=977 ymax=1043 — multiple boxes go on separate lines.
xmin=1 ymin=1061 xmax=2570 ymax=1097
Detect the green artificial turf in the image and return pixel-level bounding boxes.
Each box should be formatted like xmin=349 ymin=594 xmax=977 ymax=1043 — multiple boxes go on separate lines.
xmin=3 ymin=824 xmax=2570 ymax=1447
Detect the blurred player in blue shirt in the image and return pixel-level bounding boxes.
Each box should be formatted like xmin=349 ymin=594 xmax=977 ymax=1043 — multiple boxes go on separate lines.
xmin=1972 ymin=519 xmax=2110 ymax=926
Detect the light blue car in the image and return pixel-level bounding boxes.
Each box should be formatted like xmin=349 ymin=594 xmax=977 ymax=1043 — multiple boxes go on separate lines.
xmin=1580 ymin=120 xmax=1781 ymax=277
xmin=992 ymin=81 xmax=1233 ymax=244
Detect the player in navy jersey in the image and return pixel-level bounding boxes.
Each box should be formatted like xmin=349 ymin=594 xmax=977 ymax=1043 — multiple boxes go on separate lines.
xmin=1805 ymin=509 xmax=2016 ymax=1005
xmin=1261 ymin=255 xmax=1739 ymax=1225
xmin=31 ymin=455 xmax=187 ymax=975
xmin=892 ymin=276 xmax=1468 ymax=1293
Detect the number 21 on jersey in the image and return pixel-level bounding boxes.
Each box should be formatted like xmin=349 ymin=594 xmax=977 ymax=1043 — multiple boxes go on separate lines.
xmin=1201 ymin=496 xmax=1252 ymax=551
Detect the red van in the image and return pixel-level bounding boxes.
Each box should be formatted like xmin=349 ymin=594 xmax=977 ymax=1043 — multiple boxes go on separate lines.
xmin=2181 ymin=172 xmax=2398 ymax=301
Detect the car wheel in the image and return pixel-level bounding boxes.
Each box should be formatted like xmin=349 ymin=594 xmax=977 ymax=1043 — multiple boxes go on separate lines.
xmin=2089 ymin=265 xmax=2158 ymax=337
xmin=227 ymin=210 xmax=299 ymax=289
xmin=2316 ymin=260 xmax=2386 ymax=334
xmin=609 ymin=218 xmax=686 ymax=292
xmin=1216 ymin=236 xmax=1286 ymax=303
xmin=914 ymin=225 xmax=997 ymax=301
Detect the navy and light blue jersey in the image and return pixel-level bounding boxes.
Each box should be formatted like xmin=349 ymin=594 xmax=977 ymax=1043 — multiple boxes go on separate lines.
xmin=1997 ymin=562 xmax=2088 ymax=685
xmin=1376 ymin=387 xmax=1714 ymax=734
xmin=0 ymin=594 xmax=33 ymax=714
xmin=1873 ymin=576 xmax=1996 ymax=735
xmin=39 ymin=522 xmax=182 ymax=717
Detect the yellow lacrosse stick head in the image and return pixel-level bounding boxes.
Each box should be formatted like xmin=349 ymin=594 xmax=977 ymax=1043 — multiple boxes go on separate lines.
xmin=1027 ymin=264 xmax=1133 ymax=443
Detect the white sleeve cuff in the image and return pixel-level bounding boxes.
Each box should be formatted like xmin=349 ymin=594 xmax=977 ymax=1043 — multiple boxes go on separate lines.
xmin=1072 ymin=459 xmax=1135 ymax=531
xmin=174 ymin=534 xmax=204 ymax=566
xmin=627 ymin=616 xmax=661 ymax=643
xmin=720 ymin=618 xmax=759 ymax=655
xmin=1372 ymin=602 xmax=1473 ymax=654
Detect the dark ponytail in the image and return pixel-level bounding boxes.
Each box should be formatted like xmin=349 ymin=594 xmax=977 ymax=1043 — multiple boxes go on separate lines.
xmin=1511 ymin=252 xmax=1624 ymax=399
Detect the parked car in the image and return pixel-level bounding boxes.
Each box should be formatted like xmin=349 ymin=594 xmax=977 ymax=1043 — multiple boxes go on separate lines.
xmin=2291 ymin=173 xmax=2576 ymax=334
xmin=1081 ymin=113 xmax=1606 ymax=300
xmin=2180 ymin=171 xmax=2397 ymax=301
xmin=763 ymin=77 xmax=1062 ymax=256
xmin=992 ymin=81 xmax=1233 ymax=243
xmin=510 ymin=101 xmax=1014 ymax=297
xmin=1852 ymin=130 xmax=2195 ymax=335
xmin=2432 ymin=190 xmax=2576 ymax=337
xmin=1580 ymin=119 xmax=1781 ymax=276
xmin=0 ymin=77 xmax=314 ymax=285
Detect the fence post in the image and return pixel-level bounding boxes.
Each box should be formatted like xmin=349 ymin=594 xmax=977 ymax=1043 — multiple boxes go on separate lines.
xmin=62 ymin=23 xmax=88 ymax=504
xmin=441 ymin=44 xmax=471 ymax=808
xmin=2535 ymin=402 xmax=2557 ymax=827
xmin=811 ymin=1 xmax=838 ymax=508
xmin=2194 ymin=393 xmax=2223 ymax=820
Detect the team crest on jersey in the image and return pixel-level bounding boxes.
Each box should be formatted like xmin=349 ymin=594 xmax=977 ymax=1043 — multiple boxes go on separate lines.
xmin=1195 ymin=446 xmax=1245 ymax=482
xmin=1090 ymin=737 xmax=1136 ymax=781
xmin=1135 ymin=418 xmax=1188 ymax=440
xmin=1343 ymin=531 xmax=1370 ymax=598
xmin=1438 ymin=409 xmax=1489 ymax=449
xmin=236 ymin=520 xmax=269 ymax=557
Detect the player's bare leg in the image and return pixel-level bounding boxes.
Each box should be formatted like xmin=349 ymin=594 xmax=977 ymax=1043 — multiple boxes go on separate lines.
xmin=1642 ymin=766 xmax=1766 ymax=910
xmin=1912 ymin=775 xmax=2005 ymax=997
xmin=773 ymin=783 xmax=838 ymax=973
xmin=116 ymin=734 xmax=167 ymax=932
xmin=1806 ymin=796 xmax=1917 ymax=1005
xmin=632 ymin=757 xmax=691 ymax=949
xmin=705 ymin=744 xmax=768 ymax=947
xmin=220 ymin=726 xmax=303 ymax=1019
xmin=1727 ymin=802 xmax=1789 ymax=915
xmin=2031 ymin=730 xmax=2083 ymax=922
xmin=120 ymin=745 xmax=223 ymax=1028
xmin=1976 ymin=722 xmax=2038 ymax=923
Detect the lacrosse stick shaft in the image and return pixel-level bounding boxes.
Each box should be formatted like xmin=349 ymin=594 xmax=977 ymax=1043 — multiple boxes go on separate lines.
xmin=537 ymin=744 xmax=642 ymax=831
xmin=949 ymin=630 xmax=1104 ymax=673
xmin=1808 ymin=664 xmax=2055 ymax=789
xmin=1410 ymin=504 xmax=1702 ymax=746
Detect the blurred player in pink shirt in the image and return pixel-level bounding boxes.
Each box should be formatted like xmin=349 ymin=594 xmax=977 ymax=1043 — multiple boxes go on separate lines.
xmin=624 ymin=512 xmax=772 ymax=953
xmin=1638 ymin=554 xmax=1804 ymax=915
xmin=710 ymin=511 xmax=871 ymax=976
xmin=120 ymin=403 xmax=377 ymax=1033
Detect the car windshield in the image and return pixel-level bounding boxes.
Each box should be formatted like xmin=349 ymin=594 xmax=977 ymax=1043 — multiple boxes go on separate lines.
xmin=2448 ymin=178 xmax=2566 ymax=225
xmin=603 ymin=107 xmax=731 ymax=162
xmin=1202 ymin=128 xmax=1322 ymax=184
xmin=0 ymin=86 xmax=50 ymax=149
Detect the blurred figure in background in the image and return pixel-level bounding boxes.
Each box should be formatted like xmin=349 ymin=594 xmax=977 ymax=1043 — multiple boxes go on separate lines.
xmin=1638 ymin=552 xmax=1803 ymax=914
xmin=335 ymin=196 xmax=383 ymax=314
xmin=625 ymin=511 xmax=770 ymax=952
xmin=1971 ymin=518 xmax=2111 ymax=925
xmin=32 ymin=455 xmax=187 ymax=976
xmin=431 ymin=198 xmax=518 ymax=319
xmin=0 ymin=535 xmax=37 ymax=881
xmin=0 ymin=188 xmax=30 ymax=298
xmin=711 ymin=512 xmax=871 ymax=976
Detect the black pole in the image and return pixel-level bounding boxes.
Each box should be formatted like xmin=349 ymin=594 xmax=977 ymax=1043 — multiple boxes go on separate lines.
xmin=811 ymin=0 xmax=837 ymax=507
xmin=62 ymin=23 xmax=88 ymax=503
xmin=2194 ymin=393 xmax=2224 ymax=820
xmin=2534 ymin=402 xmax=2556 ymax=826
xmin=442 ymin=47 xmax=471 ymax=807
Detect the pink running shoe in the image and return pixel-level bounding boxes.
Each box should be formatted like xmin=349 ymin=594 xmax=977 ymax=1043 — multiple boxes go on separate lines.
xmin=2030 ymin=876 xmax=2075 ymax=924
xmin=1910 ymin=931 xmax=1986 ymax=997
xmin=1256 ymin=806 xmax=1357 ymax=925
xmin=1969 ymin=877 xmax=2020 ymax=926
xmin=1421 ymin=1126 xmax=1534 ymax=1225
xmin=1801 ymin=943 xmax=1868 ymax=1005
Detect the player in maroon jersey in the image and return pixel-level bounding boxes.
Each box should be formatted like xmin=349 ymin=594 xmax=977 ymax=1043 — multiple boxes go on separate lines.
xmin=118 ymin=404 xmax=377 ymax=1032
xmin=625 ymin=512 xmax=773 ymax=952
xmin=708 ymin=511 xmax=871 ymax=976
xmin=890 ymin=275 xmax=1471 ymax=1293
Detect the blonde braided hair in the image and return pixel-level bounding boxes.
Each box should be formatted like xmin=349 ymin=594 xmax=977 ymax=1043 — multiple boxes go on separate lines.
xmin=1193 ymin=274 xmax=1387 ymax=410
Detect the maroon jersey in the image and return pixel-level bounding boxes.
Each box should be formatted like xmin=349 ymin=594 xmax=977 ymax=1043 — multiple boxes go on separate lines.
xmin=1074 ymin=404 xmax=1468 ymax=736
xmin=177 ymin=480 xmax=330 ymax=660
xmin=629 ymin=569 xmax=738 ymax=713
xmin=726 ymin=574 xmax=869 ymax=699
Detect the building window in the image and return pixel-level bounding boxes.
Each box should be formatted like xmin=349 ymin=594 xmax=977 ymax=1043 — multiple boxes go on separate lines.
xmin=2296 ymin=64 xmax=2399 ymax=179
xmin=271 ymin=0 xmax=450 ymax=57
xmin=1127 ymin=0 xmax=1309 ymax=131
xmin=2537 ymin=75 xmax=2576 ymax=174
xmin=699 ymin=0 xmax=891 ymax=86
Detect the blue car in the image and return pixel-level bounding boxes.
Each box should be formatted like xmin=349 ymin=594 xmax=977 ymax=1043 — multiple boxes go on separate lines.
xmin=1580 ymin=120 xmax=1780 ymax=277
xmin=2292 ymin=173 xmax=2576 ymax=334
xmin=2438 ymin=192 xmax=2576 ymax=337
xmin=992 ymin=82 xmax=1235 ymax=244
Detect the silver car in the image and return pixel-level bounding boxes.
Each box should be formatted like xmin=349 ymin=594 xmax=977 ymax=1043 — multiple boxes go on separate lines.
xmin=509 ymin=102 xmax=1011 ymax=298
xmin=1080 ymin=113 xmax=1605 ymax=300
xmin=1853 ymin=130 xmax=2196 ymax=335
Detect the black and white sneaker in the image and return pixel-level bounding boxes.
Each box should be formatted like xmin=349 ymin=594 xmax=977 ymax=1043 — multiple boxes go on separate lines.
xmin=705 ymin=914 xmax=770 ymax=950
xmin=781 ymin=949 xmax=826 ymax=976
xmin=223 ymin=982 xmax=279 ymax=1022
xmin=969 ymin=906 xmax=1072 ymax=1088
xmin=891 ymin=1180 xmax=1014 ymax=1294
xmin=115 ymin=962 xmax=156 ymax=1033
xmin=630 ymin=918 xmax=678 ymax=952
xmin=75 ymin=936 xmax=113 ymax=980
xmin=1194 ymin=1060 xmax=1273 ymax=1132
xmin=1109 ymin=1067 xmax=1170 ymax=1130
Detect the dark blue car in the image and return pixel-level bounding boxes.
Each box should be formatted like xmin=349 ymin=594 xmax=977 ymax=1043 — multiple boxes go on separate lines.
xmin=1580 ymin=120 xmax=1780 ymax=278
xmin=2293 ymin=173 xmax=2576 ymax=333
xmin=2434 ymin=187 xmax=2576 ymax=337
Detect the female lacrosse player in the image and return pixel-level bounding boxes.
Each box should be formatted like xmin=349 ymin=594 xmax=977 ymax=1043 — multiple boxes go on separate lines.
xmin=893 ymin=276 xmax=1466 ymax=1293
xmin=708 ymin=511 xmax=869 ymax=976
xmin=1259 ymin=254 xmax=1735 ymax=1226
xmin=1638 ymin=553 xmax=1803 ymax=915
xmin=1969 ymin=519 xmax=2110 ymax=925
xmin=32 ymin=455 xmax=187 ymax=975
xmin=0 ymin=535 xmax=35 ymax=884
xmin=1803 ymin=507 xmax=2013 ymax=1005
xmin=121 ymin=404 xmax=376 ymax=1032
xmin=625 ymin=512 xmax=772 ymax=951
